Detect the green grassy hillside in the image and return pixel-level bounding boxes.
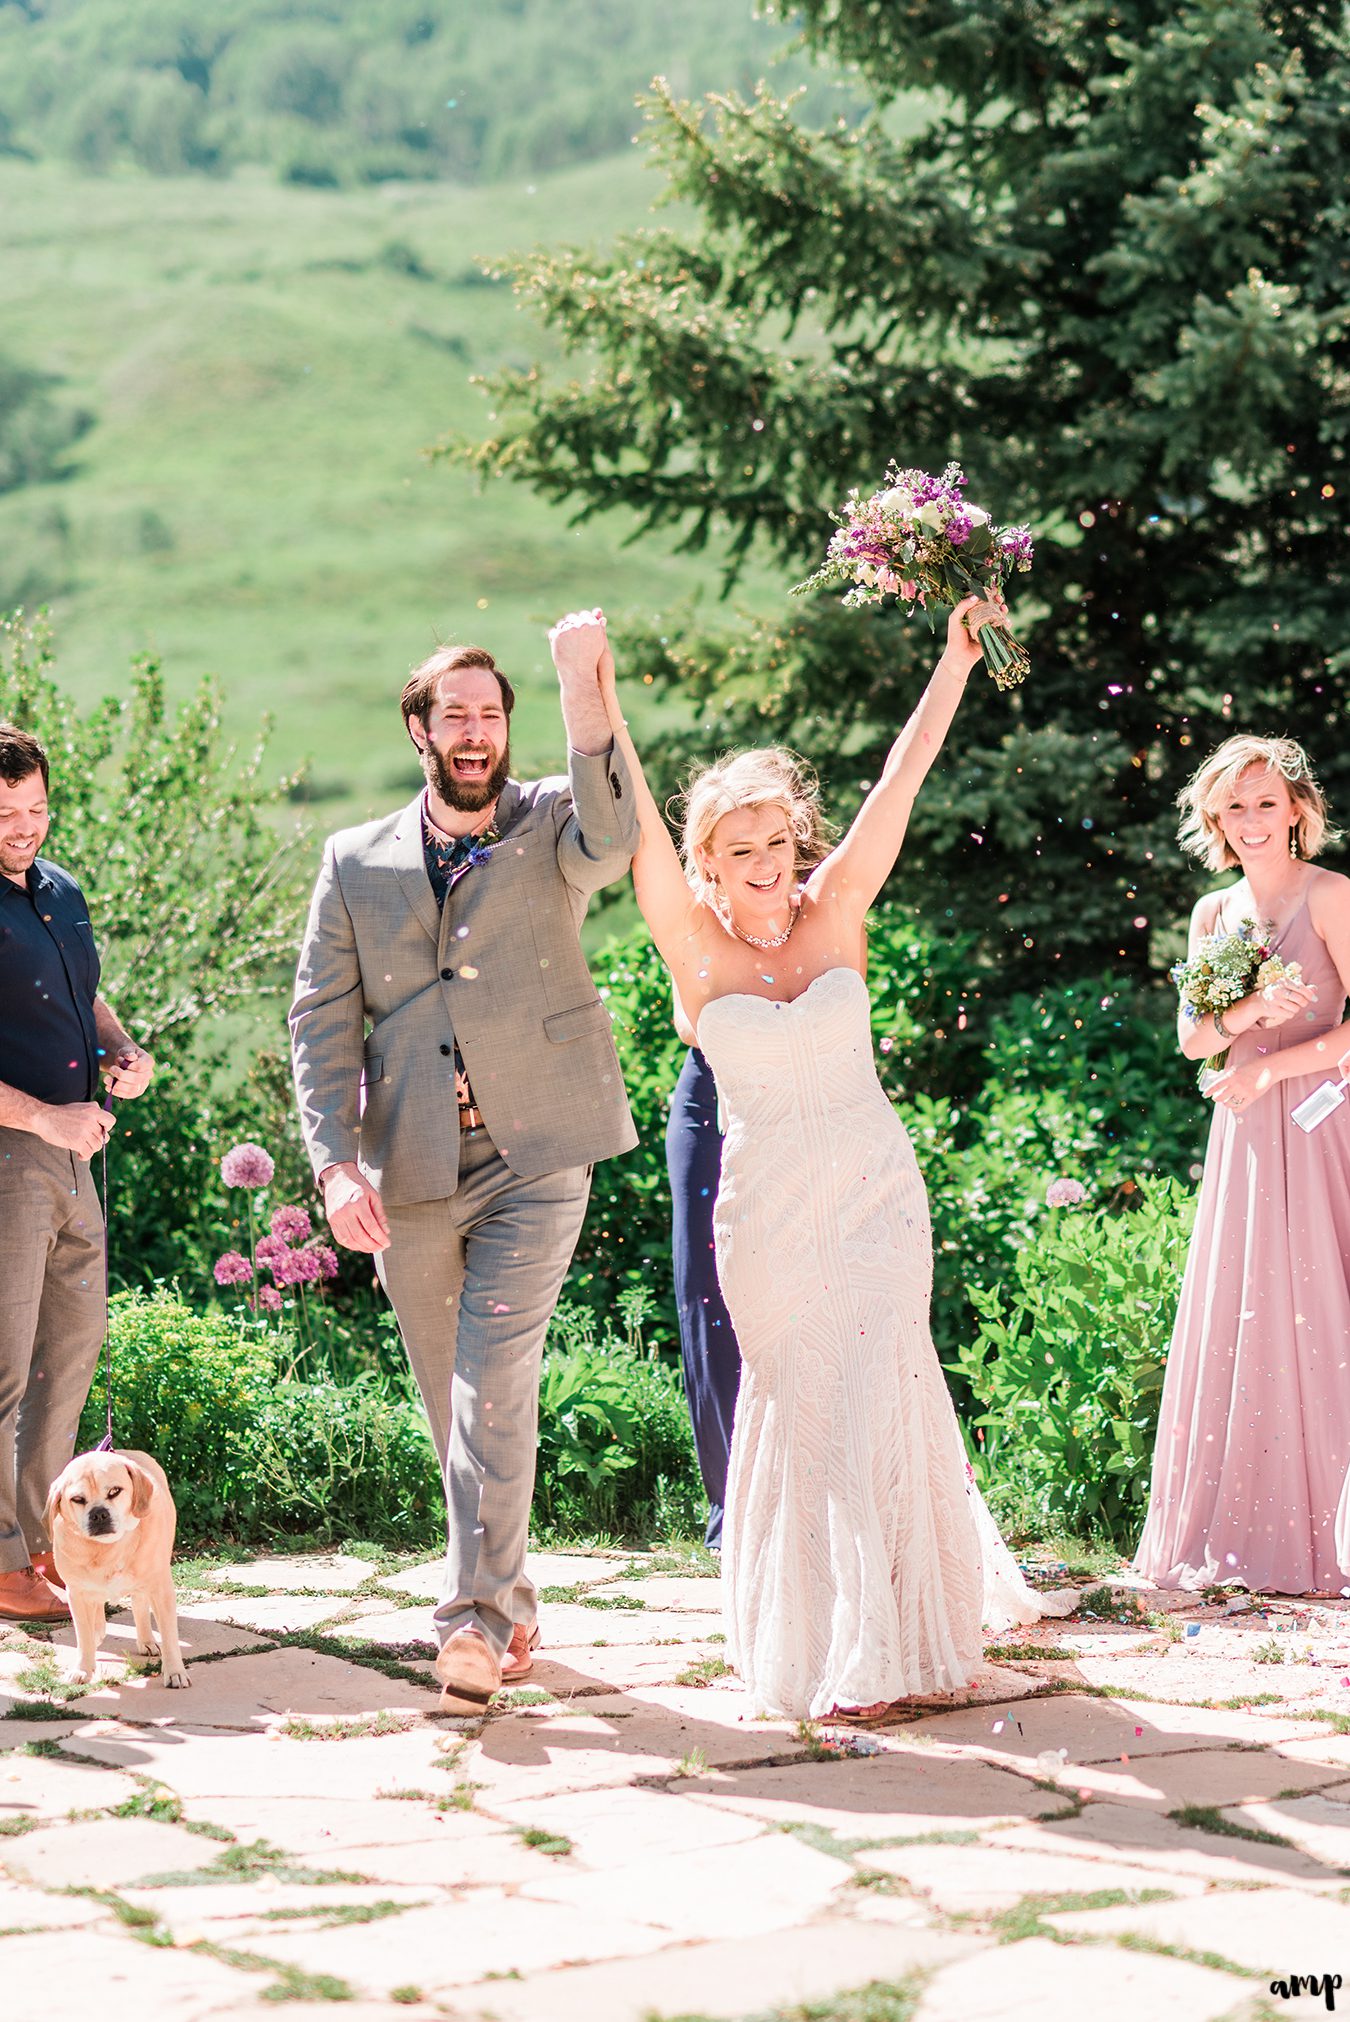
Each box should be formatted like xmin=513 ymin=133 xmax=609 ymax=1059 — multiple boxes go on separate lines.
xmin=0 ymin=152 xmax=783 ymax=834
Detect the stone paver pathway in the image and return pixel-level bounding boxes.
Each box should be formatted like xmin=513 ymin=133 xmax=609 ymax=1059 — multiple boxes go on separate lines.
xmin=4 ymin=1549 xmax=1350 ymax=2019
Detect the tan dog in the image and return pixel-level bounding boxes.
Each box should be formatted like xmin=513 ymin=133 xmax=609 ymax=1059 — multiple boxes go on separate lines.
xmin=43 ymin=1449 xmax=190 ymax=1689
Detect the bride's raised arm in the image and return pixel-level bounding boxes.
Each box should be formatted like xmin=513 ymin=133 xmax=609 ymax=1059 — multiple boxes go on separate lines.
xmin=810 ymin=594 xmax=991 ymax=920
xmin=548 ymin=608 xmax=702 ymax=968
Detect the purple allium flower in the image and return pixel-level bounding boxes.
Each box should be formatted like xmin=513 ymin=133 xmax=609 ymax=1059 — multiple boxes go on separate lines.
xmin=256 ymin=1233 xmax=288 ymax=1267
xmin=256 ymin=1284 xmax=283 ymax=1313
xmin=306 ymin=1242 xmax=340 ymax=1281
xmin=287 ymin=1245 xmax=323 ymax=1285
xmin=270 ymin=1204 xmax=312 ymax=1244
xmin=213 ymin=1250 xmax=253 ymax=1286
xmin=1045 ymin=1178 xmax=1088 ymax=1209
xmin=220 ymin=1141 xmax=274 ymax=1190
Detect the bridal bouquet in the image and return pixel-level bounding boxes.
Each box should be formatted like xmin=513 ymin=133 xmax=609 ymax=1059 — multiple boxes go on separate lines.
xmin=1171 ymin=918 xmax=1303 ymax=1084
xmin=790 ymin=461 xmax=1034 ymax=689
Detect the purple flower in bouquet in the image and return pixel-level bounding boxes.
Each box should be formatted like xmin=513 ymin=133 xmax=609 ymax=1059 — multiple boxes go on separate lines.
xmin=221 ymin=1141 xmax=274 ymax=1191
xmin=1045 ymin=1178 xmax=1088 ymax=1209
xmin=270 ymin=1204 xmax=312 ymax=1244
xmin=213 ymin=1250 xmax=253 ymax=1287
xmin=256 ymin=1284 xmax=283 ymax=1313
xmin=792 ymin=460 xmax=1034 ymax=689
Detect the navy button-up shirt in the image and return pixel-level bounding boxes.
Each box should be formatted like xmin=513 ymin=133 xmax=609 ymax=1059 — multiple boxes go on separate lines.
xmin=0 ymin=856 xmax=101 ymax=1105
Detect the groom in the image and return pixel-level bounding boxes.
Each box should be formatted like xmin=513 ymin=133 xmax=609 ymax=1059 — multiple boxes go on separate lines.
xmin=290 ymin=633 xmax=637 ymax=1709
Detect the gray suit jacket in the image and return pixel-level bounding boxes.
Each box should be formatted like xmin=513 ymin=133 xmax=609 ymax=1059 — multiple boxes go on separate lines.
xmin=290 ymin=747 xmax=639 ymax=1205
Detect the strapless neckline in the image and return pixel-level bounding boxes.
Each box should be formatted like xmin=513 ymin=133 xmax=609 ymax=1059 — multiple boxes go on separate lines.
xmin=696 ymin=966 xmax=866 ymax=1047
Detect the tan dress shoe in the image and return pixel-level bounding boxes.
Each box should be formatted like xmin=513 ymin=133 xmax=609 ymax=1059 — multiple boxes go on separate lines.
xmin=0 ymin=1566 xmax=72 ymax=1622
xmin=501 ymin=1623 xmax=540 ymax=1680
xmin=434 ymin=1626 xmax=502 ymax=1712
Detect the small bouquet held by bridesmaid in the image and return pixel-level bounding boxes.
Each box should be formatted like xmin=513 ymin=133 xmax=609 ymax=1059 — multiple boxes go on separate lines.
xmin=790 ymin=460 xmax=1034 ymax=689
xmin=1171 ymin=918 xmax=1303 ymax=1086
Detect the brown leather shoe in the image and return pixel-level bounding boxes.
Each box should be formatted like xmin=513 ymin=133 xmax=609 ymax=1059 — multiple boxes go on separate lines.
xmin=434 ymin=1626 xmax=501 ymax=1713
xmin=0 ymin=1566 xmax=71 ymax=1622
xmin=501 ymin=1623 xmax=540 ymax=1681
xmin=29 ymin=1551 xmax=65 ymax=1590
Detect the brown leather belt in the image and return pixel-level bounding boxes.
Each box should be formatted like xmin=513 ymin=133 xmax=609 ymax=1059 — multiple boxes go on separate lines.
xmin=459 ymin=1105 xmax=485 ymax=1132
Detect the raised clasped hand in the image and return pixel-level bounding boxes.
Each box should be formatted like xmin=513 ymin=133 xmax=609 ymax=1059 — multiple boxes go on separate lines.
xmin=1203 ymin=1058 xmax=1274 ymax=1115
xmin=1257 ymin=977 xmax=1318 ymax=1029
xmin=945 ymin=589 xmax=1006 ymax=676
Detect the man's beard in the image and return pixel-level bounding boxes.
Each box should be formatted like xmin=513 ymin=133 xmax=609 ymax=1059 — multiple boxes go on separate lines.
xmin=423 ymin=738 xmax=511 ymax=814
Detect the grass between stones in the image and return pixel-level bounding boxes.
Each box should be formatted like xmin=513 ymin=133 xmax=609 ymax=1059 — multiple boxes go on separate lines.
xmin=1167 ymin=1804 xmax=1293 ymax=1848
xmin=277 ymin=1710 xmax=425 ymax=1742
xmin=189 ymin=1939 xmax=356 ymax=2004
xmin=254 ymin=1898 xmax=426 ymax=1926
xmin=512 ymin=1824 xmax=575 ymax=1857
xmin=654 ymin=1973 xmax=929 ymax=2021
xmin=134 ymin=1837 xmax=373 ymax=1888
xmin=580 ymin=1593 xmax=646 ymax=1611
xmin=986 ymin=1886 xmax=1176 ymax=1944
xmin=674 ymin=1656 xmax=733 ymax=1688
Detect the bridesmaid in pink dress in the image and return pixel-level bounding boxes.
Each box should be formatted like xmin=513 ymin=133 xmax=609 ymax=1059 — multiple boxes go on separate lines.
xmin=1135 ymin=736 xmax=1350 ymax=1595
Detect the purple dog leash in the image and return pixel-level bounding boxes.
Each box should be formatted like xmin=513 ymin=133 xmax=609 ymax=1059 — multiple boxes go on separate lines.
xmin=95 ymin=1090 xmax=116 ymax=1452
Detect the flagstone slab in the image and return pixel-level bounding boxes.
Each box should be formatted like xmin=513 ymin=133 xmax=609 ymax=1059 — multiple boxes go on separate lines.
xmin=115 ymin=1877 xmax=437 ymax=1943
xmin=337 ymin=1830 xmax=599 ymax=1889
xmin=530 ymin=1641 xmax=731 ymax=1695
xmin=680 ymin=1750 xmax=1062 ymax=1837
xmin=465 ymin=1694 xmax=808 ymax=1803
xmin=1070 ymin=1649 xmax=1348 ymax=1710
xmin=0 ymin=1877 xmax=113 ymax=1930
xmin=51 ymin=1610 xmax=270 ymax=1664
xmin=186 ymin=1594 xmax=354 ymax=1634
xmin=518 ymin=1829 xmax=852 ymax=1939
xmin=377 ymin=1552 xmax=631 ymax=1605
xmin=915 ymin=1933 xmax=1246 ymax=2022
xmin=0 ymin=1718 xmax=85 ymax=1748
xmin=66 ymin=1644 xmax=441 ymax=1731
xmin=487 ymin=1783 xmax=768 ymax=1867
xmin=60 ymin=1721 xmax=467 ymax=1802
xmin=0 ymin=1926 xmax=252 ymax=2014
xmin=862 ymin=1840 xmax=1208 ymax=1914
xmin=253 ymin=1886 xmax=673 ymax=1994
xmin=206 ymin=1553 xmax=377 ymax=1595
xmin=1222 ymin=1790 xmax=1350 ymax=1871
xmin=536 ymin=1602 xmax=724 ymax=1647
xmin=182 ymin=1790 xmax=508 ymax=1855
xmin=2 ymin=1813 xmax=231 ymax=1889
xmin=456 ymin=1922 xmax=979 ymax=2022
xmin=325 ymin=1606 xmax=438 ymax=1651
xmin=1045 ymin=1886 xmax=1350 ymax=1976
xmin=987 ymin=1800 xmax=1337 ymax=1884
xmin=0 ymin=1748 xmax=142 ymax=1820
xmin=905 ymin=1689 xmax=1318 ymax=1765
xmin=593 ymin=1576 xmax=725 ymax=1611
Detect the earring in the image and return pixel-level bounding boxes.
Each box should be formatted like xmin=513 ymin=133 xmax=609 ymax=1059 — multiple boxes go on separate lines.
xmin=1290 ymin=825 xmax=1300 ymax=860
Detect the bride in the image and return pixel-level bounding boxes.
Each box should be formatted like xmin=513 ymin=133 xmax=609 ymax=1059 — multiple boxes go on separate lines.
xmin=548 ymin=601 xmax=1075 ymax=1720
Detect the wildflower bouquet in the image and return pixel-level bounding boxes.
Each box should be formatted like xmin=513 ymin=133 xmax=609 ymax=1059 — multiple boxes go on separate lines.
xmin=790 ymin=461 xmax=1034 ymax=689
xmin=1171 ymin=919 xmax=1303 ymax=1084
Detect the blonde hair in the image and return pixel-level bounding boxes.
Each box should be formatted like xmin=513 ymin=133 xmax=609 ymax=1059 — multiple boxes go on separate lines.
xmin=1177 ymin=734 xmax=1337 ymax=872
xmin=678 ymin=747 xmax=838 ymax=905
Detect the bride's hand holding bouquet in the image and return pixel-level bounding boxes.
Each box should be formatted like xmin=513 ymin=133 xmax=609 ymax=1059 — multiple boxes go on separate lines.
xmin=792 ymin=460 xmax=1034 ymax=690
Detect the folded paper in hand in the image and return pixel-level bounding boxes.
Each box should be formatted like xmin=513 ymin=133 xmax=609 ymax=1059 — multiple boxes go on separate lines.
xmin=1291 ymin=1079 xmax=1346 ymax=1133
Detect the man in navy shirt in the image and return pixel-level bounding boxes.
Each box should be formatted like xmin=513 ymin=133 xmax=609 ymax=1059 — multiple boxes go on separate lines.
xmin=0 ymin=725 xmax=154 ymax=1621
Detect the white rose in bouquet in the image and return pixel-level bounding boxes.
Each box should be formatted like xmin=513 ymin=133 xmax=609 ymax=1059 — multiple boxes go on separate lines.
xmin=878 ymin=485 xmax=915 ymax=515
xmin=915 ymin=500 xmax=946 ymax=529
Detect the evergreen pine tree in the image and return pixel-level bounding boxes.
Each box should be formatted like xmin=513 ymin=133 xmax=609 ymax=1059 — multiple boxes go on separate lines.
xmin=463 ymin=0 xmax=1348 ymax=974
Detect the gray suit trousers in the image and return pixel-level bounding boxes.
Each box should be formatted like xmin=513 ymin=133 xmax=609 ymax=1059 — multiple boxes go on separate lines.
xmin=376 ymin=1129 xmax=591 ymax=1656
xmin=0 ymin=1128 xmax=105 ymax=1571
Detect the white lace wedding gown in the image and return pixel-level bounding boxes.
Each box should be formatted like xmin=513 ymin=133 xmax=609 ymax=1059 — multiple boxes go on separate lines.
xmin=699 ymin=968 xmax=1075 ymax=1720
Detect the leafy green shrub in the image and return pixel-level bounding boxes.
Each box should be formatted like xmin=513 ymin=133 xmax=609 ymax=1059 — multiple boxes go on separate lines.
xmin=76 ymin=1290 xmax=278 ymax=1538
xmin=533 ymin=1294 xmax=702 ymax=1540
xmin=251 ymin=1374 xmax=441 ymax=1543
xmin=948 ymin=1177 xmax=1196 ymax=1542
